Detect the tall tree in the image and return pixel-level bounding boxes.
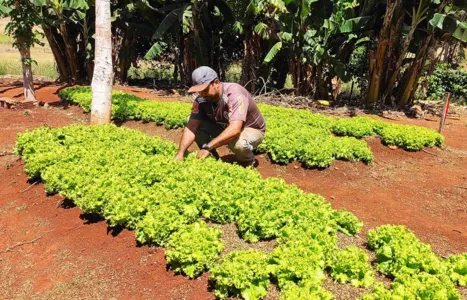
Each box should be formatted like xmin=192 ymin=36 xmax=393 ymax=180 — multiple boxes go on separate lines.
xmin=0 ymin=0 xmax=41 ymax=102
xmin=90 ymin=0 xmax=113 ymax=124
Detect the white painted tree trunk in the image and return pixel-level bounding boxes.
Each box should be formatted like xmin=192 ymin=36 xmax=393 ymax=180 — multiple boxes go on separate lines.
xmin=18 ymin=43 xmax=36 ymax=102
xmin=90 ymin=0 xmax=113 ymax=125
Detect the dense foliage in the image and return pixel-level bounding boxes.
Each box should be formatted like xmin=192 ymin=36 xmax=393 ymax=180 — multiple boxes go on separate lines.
xmin=2 ymin=0 xmax=466 ymax=107
xmin=427 ymin=64 xmax=467 ymax=103
xmin=60 ymin=87 xmax=444 ymax=169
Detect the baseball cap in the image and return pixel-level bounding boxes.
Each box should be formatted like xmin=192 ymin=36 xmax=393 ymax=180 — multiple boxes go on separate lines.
xmin=188 ymin=66 xmax=219 ymax=93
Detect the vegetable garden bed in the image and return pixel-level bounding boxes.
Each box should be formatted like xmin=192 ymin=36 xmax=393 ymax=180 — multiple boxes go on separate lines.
xmin=59 ymin=87 xmax=444 ymax=169
xmin=15 ymin=124 xmax=466 ymax=299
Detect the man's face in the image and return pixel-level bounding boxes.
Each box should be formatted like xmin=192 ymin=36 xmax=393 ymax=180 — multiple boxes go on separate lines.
xmin=198 ymin=80 xmax=221 ymax=102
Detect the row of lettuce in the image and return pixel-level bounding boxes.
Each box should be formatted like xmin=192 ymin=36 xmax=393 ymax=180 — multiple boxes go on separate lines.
xmin=59 ymin=87 xmax=444 ymax=169
xmin=15 ymin=125 xmax=465 ymax=299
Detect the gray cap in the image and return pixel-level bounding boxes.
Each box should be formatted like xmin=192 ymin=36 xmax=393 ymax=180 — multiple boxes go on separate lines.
xmin=188 ymin=66 xmax=218 ymax=93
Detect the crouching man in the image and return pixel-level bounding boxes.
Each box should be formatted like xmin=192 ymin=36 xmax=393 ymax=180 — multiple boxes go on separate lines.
xmin=174 ymin=66 xmax=266 ymax=167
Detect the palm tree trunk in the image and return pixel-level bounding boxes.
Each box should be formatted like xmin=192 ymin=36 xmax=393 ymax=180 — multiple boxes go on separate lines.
xmin=91 ymin=0 xmax=113 ymax=125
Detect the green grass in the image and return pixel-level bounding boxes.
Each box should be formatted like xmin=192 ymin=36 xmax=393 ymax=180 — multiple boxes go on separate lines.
xmin=0 ymin=34 xmax=13 ymax=45
xmin=0 ymin=51 xmax=58 ymax=79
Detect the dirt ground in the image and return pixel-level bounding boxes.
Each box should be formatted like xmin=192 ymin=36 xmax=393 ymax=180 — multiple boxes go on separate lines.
xmin=1 ymin=80 xmax=466 ymax=299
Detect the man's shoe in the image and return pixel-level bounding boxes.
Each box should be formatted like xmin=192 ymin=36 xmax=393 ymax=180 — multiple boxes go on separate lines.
xmin=238 ymin=159 xmax=259 ymax=168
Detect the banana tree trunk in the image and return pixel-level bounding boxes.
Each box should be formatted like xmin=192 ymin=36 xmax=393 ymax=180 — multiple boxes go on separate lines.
xmin=270 ymin=54 xmax=288 ymax=89
xmin=42 ymin=26 xmax=70 ymax=82
xmin=396 ymin=0 xmax=448 ymax=106
xmin=115 ymin=27 xmax=135 ymax=83
xmin=59 ymin=24 xmax=81 ymax=83
xmin=91 ymin=0 xmax=113 ymax=125
xmin=396 ymin=35 xmax=433 ymax=106
xmin=183 ymin=37 xmax=196 ymax=86
xmin=192 ymin=0 xmax=209 ymax=67
xmin=314 ymin=63 xmax=329 ymax=100
xmin=241 ymin=28 xmax=260 ymax=93
xmin=367 ymin=0 xmax=398 ymax=104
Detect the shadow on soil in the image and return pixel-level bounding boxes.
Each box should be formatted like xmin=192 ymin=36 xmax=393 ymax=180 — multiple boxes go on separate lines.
xmin=107 ymin=225 xmax=125 ymax=237
xmin=58 ymin=198 xmax=77 ymax=209
xmin=79 ymin=213 xmax=105 ymax=225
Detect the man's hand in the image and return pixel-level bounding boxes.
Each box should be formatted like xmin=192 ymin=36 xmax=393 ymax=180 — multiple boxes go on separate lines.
xmin=197 ymin=149 xmax=212 ymax=159
xmin=175 ymin=119 xmax=201 ymax=161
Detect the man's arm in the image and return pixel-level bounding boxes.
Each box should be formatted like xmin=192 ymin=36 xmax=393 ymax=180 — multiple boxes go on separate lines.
xmin=175 ymin=118 xmax=202 ymax=160
xmin=197 ymin=120 xmax=243 ymax=159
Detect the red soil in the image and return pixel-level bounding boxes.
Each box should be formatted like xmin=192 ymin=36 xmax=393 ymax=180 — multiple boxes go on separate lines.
xmin=1 ymin=80 xmax=466 ymax=299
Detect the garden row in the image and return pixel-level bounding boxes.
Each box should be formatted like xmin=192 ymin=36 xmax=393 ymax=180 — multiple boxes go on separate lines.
xmin=15 ymin=125 xmax=465 ymax=299
xmin=59 ymin=87 xmax=444 ymax=168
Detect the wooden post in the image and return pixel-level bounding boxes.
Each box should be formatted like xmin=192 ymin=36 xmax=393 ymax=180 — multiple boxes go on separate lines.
xmin=438 ymin=92 xmax=451 ymax=133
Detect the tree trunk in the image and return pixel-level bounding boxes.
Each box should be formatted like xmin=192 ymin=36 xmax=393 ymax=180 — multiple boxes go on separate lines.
xmin=314 ymin=63 xmax=330 ymax=100
xmin=42 ymin=26 xmax=70 ymax=83
xmin=395 ymin=0 xmax=449 ymax=106
xmin=192 ymin=0 xmax=209 ymax=67
xmin=183 ymin=37 xmax=196 ymax=86
xmin=59 ymin=23 xmax=81 ymax=83
xmin=115 ymin=27 xmax=135 ymax=83
xmin=176 ymin=31 xmax=184 ymax=83
xmin=270 ymin=54 xmax=288 ymax=89
xmin=81 ymin=17 xmax=94 ymax=82
xmin=396 ymin=35 xmax=433 ymax=106
xmin=381 ymin=0 xmax=404 ymax=104
xmin=13 ymin=0 xmax=36 ymax=102
xmin=241 ymin=24 xmax=261 ymax=93
xmin=91 ymin=0 xmax=113 ymax=125
xmin=17 ymin=39 xmax=36 ymax=102
xmin=367 ymin=0 xmax=398 ymax=104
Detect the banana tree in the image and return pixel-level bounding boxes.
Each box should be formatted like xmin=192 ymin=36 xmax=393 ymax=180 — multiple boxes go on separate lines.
xmin=237 ymin=0 xmax=287 ymax=92
xmin=397 ymin=3 xmax=466 ymax=106
xmin=144 ymin=0 xmax=234 ymax=85
xmin=31 ymin=0 xmax=90 ymax=83
xmin=263 ymin=0 xmax=372 ymax=98
xmin=366 ymin=0 xmax=467 ymax=107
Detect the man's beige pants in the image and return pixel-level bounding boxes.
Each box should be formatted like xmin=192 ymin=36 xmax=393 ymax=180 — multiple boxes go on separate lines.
xmin=195 ymin=120 xmax=264 ymax=163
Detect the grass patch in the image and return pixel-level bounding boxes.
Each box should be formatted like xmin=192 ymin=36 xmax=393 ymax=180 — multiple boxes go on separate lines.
xmin=0 ymin=51 xmax=58 ymax=79
xmin=0 ymin=34 xmax=13 ymax=45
